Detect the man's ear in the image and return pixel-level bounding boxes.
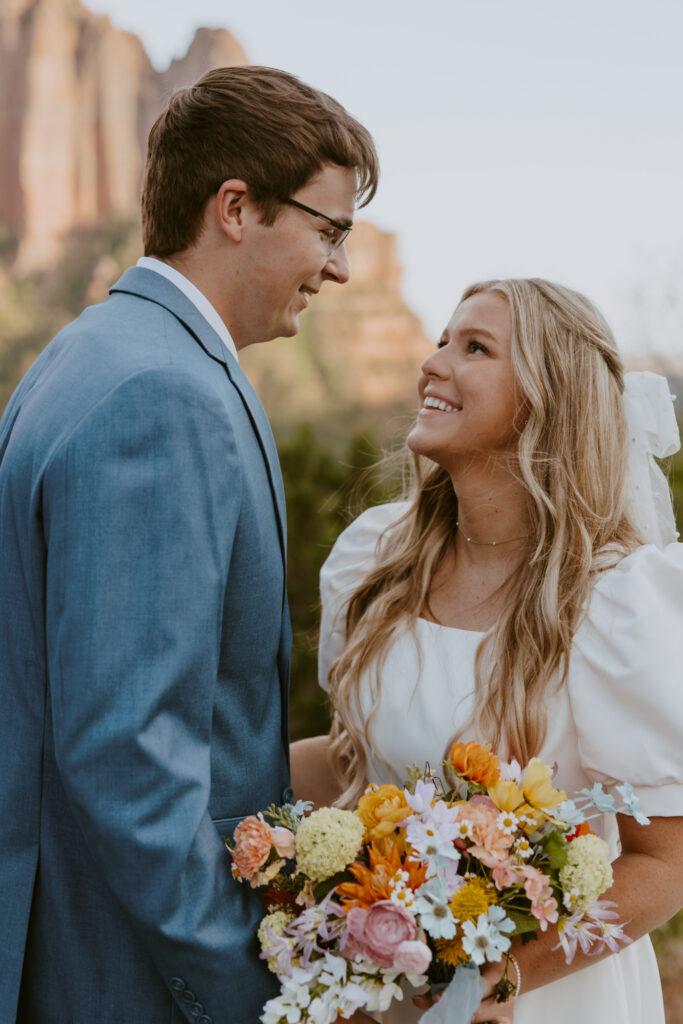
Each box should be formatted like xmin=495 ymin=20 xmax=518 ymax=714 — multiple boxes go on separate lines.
xmin=214 ymin=179 xmax=249 ymax=243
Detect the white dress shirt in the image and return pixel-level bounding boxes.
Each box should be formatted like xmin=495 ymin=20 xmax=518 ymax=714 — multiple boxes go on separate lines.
xmin=136 ymin=256 xmax=239 ymax=363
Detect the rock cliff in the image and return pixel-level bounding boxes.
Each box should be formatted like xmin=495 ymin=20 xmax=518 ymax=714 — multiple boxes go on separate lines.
xmin=0 ymin=0 xmax=246 ymax=270
xmin=0 ymin=0 xmax=431 ymax=417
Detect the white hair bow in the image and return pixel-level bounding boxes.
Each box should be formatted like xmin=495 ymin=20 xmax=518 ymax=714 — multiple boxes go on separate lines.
xmin=623 ymin=371 xmax=681 ymax=548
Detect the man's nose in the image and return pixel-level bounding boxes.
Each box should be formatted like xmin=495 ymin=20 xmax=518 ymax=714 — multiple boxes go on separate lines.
xmin=324 ymin=243 xmax=350 ymax=284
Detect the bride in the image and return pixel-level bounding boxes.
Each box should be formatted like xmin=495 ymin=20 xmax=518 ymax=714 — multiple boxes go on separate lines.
xmin=291 ymin=278 xmax=683 ymax=1023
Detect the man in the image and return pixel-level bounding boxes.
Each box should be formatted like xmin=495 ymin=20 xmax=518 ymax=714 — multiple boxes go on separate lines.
xmin=0 ymin=66 xmax=377 ymax=1024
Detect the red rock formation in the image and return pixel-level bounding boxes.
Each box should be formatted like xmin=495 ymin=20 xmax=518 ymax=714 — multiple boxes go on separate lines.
xmin=0 ymin=0 xmax=247 ymax=270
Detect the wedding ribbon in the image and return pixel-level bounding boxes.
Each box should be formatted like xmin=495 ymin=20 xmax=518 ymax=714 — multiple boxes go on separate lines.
xmin=623 ymin=371 xmax=680 ymax=548
xmin=418 ymin=964 xmax=484 ymax=1024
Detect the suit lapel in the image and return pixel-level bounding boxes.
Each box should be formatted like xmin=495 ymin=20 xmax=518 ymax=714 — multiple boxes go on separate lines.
xmin=109 ymin=268 xmax=287 ymax=570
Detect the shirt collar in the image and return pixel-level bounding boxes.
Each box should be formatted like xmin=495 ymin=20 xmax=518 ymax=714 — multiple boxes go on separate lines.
xmin=136 ymin=257 xmax=239 ymax=363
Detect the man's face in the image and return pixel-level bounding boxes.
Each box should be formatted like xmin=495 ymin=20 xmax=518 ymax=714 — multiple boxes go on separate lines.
xmin=230 ymin=164 xmax=357 ymax=347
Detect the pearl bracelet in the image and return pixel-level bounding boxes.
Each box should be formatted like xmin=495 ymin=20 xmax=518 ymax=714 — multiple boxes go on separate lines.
xmin=507 ymin=954 xmax=522 ymax=998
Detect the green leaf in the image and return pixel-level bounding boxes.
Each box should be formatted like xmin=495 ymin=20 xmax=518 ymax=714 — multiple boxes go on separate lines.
xmin=312 ymin=870 xmax=353 ymax=902
xmin=504 ymin=908 xmax=540 ymax=936
xmin=542 ymin=832 xmax=569 ymax=870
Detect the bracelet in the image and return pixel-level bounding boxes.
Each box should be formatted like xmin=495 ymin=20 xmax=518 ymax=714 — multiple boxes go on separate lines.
xmin=507 ymin=953 xmax=522 ymax=998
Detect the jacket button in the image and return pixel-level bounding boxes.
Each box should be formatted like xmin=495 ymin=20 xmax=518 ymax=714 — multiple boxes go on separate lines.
xmin=189 ymin=1004 xmax=203 ymax=1017
xmin=171 ymin=977 xmax=186 ymax=991
xmin=181 ymin=989 xmax=195 ymax=1002
xmin=282 ymin=786 xmax=295 ymax=804
xmin=198 ymin=1017 xmax=213 ymax=1024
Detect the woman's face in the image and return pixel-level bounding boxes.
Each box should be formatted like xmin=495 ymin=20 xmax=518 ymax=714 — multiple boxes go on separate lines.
xmin=407 ymin=291 xmax=524 ymax=469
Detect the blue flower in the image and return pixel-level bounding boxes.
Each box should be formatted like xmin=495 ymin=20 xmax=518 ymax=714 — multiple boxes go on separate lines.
xmin=577 ymin=784 xmax=616 ymax=813
xmin=615 ymin=783 xmax=650 ymax=826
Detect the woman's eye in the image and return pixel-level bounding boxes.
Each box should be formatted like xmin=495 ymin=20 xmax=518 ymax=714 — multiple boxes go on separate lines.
xmin=467 ymin=339 xmax=488 ymax=354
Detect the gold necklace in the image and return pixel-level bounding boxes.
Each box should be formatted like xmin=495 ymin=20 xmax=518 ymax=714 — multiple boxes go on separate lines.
xmin=456 ymin=520 xmax=528 ymax=547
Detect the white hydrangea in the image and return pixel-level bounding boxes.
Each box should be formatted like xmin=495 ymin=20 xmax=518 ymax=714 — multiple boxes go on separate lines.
xmin=294 ymin=807 xmax=364 ymax=882
xmin=559 ymin=834 xmax=613 ymax=912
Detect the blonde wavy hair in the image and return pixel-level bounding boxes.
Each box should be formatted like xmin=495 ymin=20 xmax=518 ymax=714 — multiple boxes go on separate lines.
xmin=327 ymin=278 xmax=642 ymax=808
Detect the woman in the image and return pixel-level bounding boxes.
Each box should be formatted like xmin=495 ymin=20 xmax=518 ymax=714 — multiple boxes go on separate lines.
xmin=292 ymin=279 xmax=683 ymax=1023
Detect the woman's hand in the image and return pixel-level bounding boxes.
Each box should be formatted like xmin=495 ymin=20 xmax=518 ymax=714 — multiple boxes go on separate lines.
xmin=470 ymin=957 xmax=516 ymax=1023
xmin=412 ymin=959 xmax=516 ymax=1022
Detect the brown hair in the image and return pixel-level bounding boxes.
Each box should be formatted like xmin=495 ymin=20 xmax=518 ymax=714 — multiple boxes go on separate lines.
xmin=141 ymin=66 xmax=379 ymax=257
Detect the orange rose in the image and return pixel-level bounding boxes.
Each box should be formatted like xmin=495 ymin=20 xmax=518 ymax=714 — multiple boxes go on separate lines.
xmin=356 ymin=784 xmax=413 ymax=842
xmin=232 ymin=814 xmax=274 ymax=880
xmin=450 ymin=741 xmax=500 ymax=786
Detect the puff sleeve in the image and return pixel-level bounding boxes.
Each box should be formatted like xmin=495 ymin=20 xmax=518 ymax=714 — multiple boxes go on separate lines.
xmin=570 ymin=542 xmax=683 ymax=816
xmin=318 ymin=502 xmax=409 ymax=693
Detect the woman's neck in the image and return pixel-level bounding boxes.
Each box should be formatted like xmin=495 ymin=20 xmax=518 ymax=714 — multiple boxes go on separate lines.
xmin=449 ymin=461 xmax=531 ymax=564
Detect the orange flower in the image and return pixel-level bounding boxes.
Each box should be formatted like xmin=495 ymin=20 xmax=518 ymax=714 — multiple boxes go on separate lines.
xmin=356 ymin=784 xmax=413 ymax=842
xmin=337 ymin=842 xmax=427 ymax=910
xmin=450 ymin=741 xmax=500 ymax=786
xmin=232 ymin=814 xmax=274 ymax=880
xmin=567 ymin=821 xmax=595 ymax=842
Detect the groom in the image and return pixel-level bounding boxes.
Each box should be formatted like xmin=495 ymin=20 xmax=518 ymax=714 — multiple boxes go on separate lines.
xmin=0 ymin=66 xmax=377 ymax=1024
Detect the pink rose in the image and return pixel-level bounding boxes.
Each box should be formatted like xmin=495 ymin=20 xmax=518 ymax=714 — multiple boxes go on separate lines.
xmin=393 ymin=940 xmax=432 ymax=974
xmin=342 ymin=900 xmax=417 ymax=968
xmin=271 ymin=827 xmax=296 ymax=859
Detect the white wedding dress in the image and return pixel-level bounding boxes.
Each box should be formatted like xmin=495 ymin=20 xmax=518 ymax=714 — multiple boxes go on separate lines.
xmin=318 ymin=501 xmax=683 ymax=1024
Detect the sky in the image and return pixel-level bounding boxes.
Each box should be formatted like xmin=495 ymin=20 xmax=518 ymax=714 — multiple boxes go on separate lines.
xmin=86 ymin=0 xmax=683 ymax=367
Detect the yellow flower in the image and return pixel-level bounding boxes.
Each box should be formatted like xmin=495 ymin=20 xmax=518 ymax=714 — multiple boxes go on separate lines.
xmin=488 ymin=760 xmax=566 ymax=830
xmin=522 ymin=759 xmax=566 ymax=811
xmin=487 ymin=778 xmax=525 ymax=814
xmin=434 ymin=936 xmax=469 ymax=968
xmin=356 ymin=784 xmax=412 ymax=842
xmin=435 ymin=879 xmax=497 ymax=968
xmin=450 ymin=741 xmax=500 ymax=786
xmin=449 ymin=877 xmax=496 ymax=922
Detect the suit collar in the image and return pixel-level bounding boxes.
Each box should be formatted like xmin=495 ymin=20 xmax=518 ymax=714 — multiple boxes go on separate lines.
xmin=110 ymin=265 xmax=287 ymax=569
xmin=110 ymin=266 xmax=232 ymax=369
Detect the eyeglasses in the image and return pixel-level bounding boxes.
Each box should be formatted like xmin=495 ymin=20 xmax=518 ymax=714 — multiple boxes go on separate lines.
xmin=282 ymin=198 xmax=352 ymax=253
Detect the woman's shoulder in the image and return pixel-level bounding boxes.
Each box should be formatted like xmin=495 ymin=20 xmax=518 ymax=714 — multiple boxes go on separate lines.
xmin=320 ymin=500 xmax=411 ymax=593
xmin=589 ymin=540 xmax=683 ymax=614
xmin=570 ymin=542 xmax=683 ymax=815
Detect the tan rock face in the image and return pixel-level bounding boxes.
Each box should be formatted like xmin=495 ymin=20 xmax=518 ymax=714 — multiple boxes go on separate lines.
xmin=0 ymin=1 xmax=430 ymax=418
xmin=0 ymin=0 xmax=247 ymax=270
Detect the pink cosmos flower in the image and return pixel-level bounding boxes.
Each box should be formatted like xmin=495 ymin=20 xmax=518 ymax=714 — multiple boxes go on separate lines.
xmin=531 ymin=893 xmax=559 ymax=931
xmin=341 ymin=900 xmax=417 ymax=968
xmin=584 ymin=900 xmax=633 ymax=957
xmin=491 ymin=858 xmax=527 ymax=890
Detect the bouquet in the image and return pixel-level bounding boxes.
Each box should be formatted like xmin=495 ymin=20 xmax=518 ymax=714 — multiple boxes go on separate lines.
xmin=226 ymin=741 xmax=648 ymax=1024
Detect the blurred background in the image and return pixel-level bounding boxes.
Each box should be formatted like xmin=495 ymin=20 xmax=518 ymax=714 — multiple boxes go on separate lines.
xmin=0 ymin=0 xmax=681 ymax=1015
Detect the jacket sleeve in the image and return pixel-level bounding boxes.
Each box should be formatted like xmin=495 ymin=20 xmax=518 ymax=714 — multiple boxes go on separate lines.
xmin=43 ymin=365 xmax=277 ymax=1023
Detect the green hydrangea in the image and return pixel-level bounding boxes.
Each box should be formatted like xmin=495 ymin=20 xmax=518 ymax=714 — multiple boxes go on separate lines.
xmin=559 ymin=833 xmax=613 ymax=911
xmin=294 ymin=806 xmax=365 ymax=882
xmin=257 ymin=910 xmax=295 ymax=973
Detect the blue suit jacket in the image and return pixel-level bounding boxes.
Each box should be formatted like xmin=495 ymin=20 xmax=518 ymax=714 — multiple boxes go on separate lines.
xmin=0 ymin=268 xmax=292 ymax=1023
